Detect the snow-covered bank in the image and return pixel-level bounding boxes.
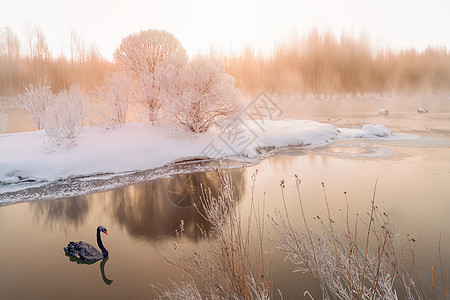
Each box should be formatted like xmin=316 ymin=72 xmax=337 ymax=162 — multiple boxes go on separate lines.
xmin=0 ymin=120 xmax=392 ymax=184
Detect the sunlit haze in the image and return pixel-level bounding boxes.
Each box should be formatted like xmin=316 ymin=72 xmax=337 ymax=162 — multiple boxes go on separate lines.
xmin=1 ymin=1 xmax=450 ymax=300
xmin=1 ymin=0 xmax=449 ymax=60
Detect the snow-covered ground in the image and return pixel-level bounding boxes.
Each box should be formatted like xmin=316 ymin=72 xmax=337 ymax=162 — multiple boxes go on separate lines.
xmin=0 ymin=119 xmax=392 ymax=185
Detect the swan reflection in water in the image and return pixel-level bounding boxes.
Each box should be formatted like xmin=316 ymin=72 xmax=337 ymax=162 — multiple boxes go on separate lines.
xmin=65 ymin=255 xmax=114 ymax=285
xmin=64 ymin=225 xmax=113 ymax=285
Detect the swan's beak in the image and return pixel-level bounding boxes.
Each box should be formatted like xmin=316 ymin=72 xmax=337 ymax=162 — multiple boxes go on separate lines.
xmin=104 ymin=230 xmax=108 ymax=235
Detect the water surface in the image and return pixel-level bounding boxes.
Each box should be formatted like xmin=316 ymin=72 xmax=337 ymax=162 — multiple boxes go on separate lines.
xmin=1 ymin=98 xmax=449 ymax=299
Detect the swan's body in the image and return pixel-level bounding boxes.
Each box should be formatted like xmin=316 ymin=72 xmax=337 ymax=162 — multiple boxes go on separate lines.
xmin=64 ymin=241 xmax=105 ymax=261
xmin=64 ymin=225 xmax=108 ymax=262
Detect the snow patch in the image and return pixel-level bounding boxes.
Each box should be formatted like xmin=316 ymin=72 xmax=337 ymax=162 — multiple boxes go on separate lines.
xmin=0 ymin=120 xmax=394 ymax=186
xmin=360 ymin=125 xmax=392 ymax=138
xmin=378 ymin=109 xmax=389 ymax=115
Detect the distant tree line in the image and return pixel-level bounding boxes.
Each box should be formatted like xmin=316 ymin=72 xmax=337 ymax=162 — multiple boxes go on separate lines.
xmin=224 ymin=29 xmax=450 ymax=95
xmin=0 ymin=26 xmax=112 ymax=97
xmin=2 ymin=26 xmax=449 ymax=98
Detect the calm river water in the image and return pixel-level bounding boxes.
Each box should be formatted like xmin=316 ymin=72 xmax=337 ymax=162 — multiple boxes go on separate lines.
xmin=0 ymin=97 xmax=449 ymax=299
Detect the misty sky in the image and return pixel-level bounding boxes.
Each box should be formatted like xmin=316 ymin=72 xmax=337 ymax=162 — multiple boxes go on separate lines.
xmin=1 ymin=0 xmax=449 ymax=60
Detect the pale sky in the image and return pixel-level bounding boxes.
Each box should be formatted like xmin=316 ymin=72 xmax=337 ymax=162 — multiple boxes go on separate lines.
xmin=1 ymin=0 xmax=449 ymax=60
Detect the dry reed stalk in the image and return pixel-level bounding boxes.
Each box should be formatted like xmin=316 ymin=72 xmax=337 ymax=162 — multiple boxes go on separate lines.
xmin=154 ymin=169 xmax=272 ymax=299
xmin=272 ymin=175 xmax=431 ymax=299
xmin=156 ymin=171 xmax=448 ymax=300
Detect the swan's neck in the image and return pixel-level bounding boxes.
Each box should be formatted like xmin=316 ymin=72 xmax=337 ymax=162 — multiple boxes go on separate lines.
xmin=97 ymin=229 xmax=108 ymax=258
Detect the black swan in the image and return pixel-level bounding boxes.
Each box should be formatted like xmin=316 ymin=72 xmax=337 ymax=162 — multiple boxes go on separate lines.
xmin=64 ymin=225 xmax=109 ymax=262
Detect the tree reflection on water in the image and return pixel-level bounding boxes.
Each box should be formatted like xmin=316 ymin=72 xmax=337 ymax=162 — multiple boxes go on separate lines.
xmin=29 ymin=195 xmax=90 ymax=232
xmin=108 ymin=169 xmax=244 ymax=240
xmin=29 ymin=168 xmax=245 ymax=241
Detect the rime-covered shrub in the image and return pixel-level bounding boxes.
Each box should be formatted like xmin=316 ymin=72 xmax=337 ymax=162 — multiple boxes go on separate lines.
xmin=96 ymin=71 xmax=134 ymax=125
xmin=65 ymin=84 xmax=89 ymax=127
xmin=21 ymin=80 xmax=54 ymax=130
xmin=43 ymin=85 xmax=87 ymax=146
xmin=159 ymin=56 xmax=241 ymax=133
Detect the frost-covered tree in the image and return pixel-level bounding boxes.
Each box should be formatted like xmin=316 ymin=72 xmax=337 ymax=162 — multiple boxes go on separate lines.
xmin=114 ymin=30 xmax=187 ymax=123
xmin=21 ymin=80 xmax=54 ymax=130
xmin=96 ymin=71 xmax=134 ymax=125
xmin=135 ymin=71 xmax=161 ymax=124
xmin=0 ymin=111 xmax=8 ymax=133
xmin=159 ymin=56 xmax=241 ymax=133
xmin=136 ymin=53 xmax=187 ymax=124
xmin=114 ymin=30 xmax=187 ymax=75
